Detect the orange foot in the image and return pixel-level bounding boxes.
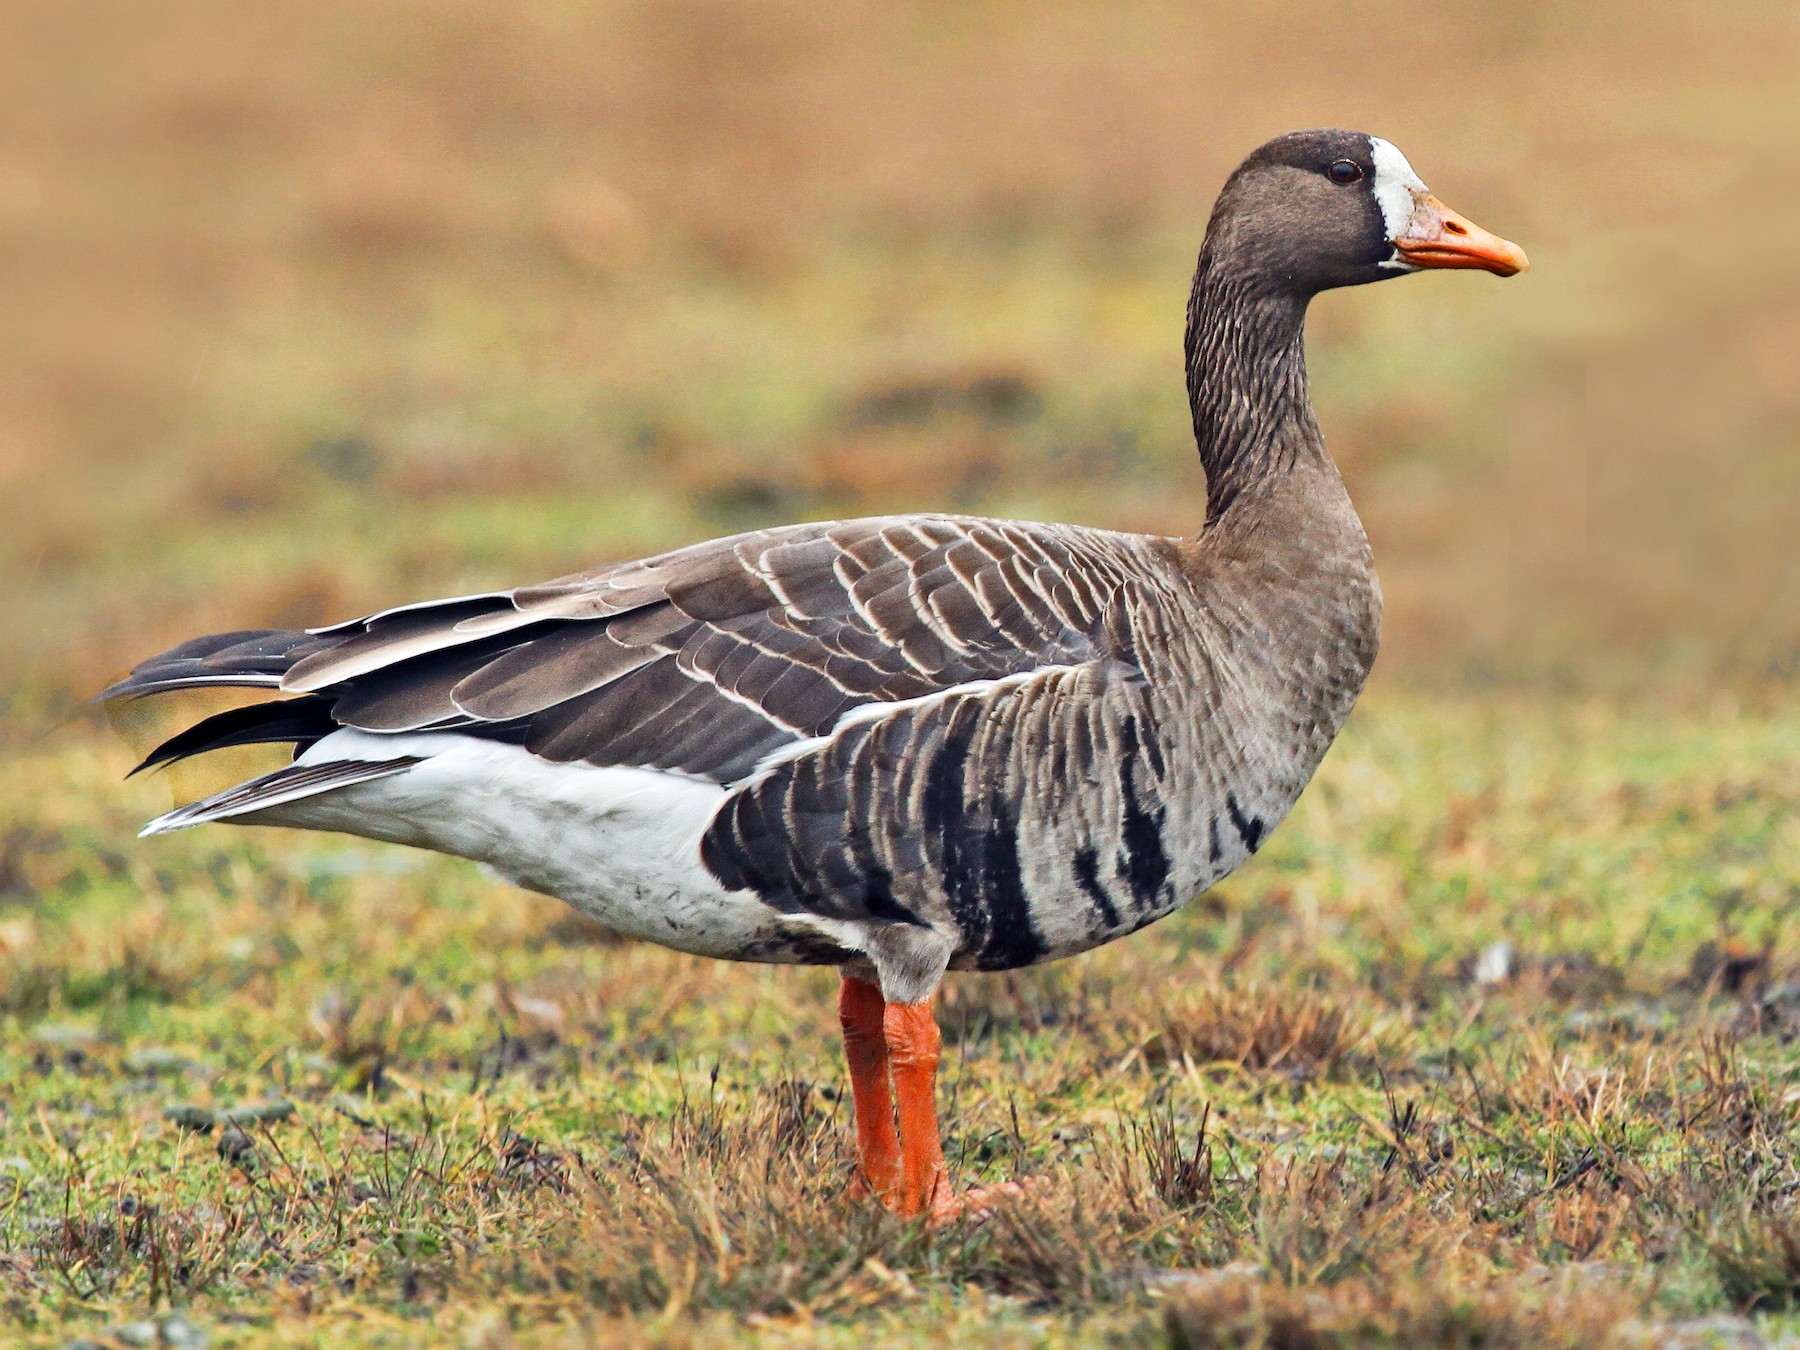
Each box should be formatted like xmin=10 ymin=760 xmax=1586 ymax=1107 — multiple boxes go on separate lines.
xmin=922 ymin=1175 xmax=1031 ymax=1226
xmin=845 ymin=1167 xmax=899 ymax=1206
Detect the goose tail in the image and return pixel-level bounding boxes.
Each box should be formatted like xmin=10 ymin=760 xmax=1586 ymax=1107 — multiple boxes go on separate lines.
xmin=138 ymin=757 xmax=423 ymax=837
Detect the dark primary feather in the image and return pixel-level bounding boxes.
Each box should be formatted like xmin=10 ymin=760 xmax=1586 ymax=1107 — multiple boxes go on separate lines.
xmin=100 ymin=630 xmax=334 ymax=699
xmin=129 ymin=696 xmax=337 ymax=776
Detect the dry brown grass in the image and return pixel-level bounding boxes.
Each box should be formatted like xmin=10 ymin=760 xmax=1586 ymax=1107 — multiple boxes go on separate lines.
xmin=5 ymin=6 xmax=1800 ymax=1347
xmin=1141 ymin=979 xmax=1374 ymax=1081
xmin=1164 ymin=1266 xmax=1649 ymax=1350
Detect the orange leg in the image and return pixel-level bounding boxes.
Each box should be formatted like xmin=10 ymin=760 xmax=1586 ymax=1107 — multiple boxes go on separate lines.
xmin=881 ymin=996 xmax=1029 ymax=1223
xmin=838 ymin=975 xmax=901 ymax=1202
xmin=882 ymin=999 xmax=952 ymax=1219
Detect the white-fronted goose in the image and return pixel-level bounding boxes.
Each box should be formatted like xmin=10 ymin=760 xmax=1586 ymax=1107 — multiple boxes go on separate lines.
xmin=104 ymin=130 xmax=1526 ymax=1221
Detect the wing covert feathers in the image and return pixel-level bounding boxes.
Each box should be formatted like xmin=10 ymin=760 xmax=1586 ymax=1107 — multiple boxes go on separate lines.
xmin=108 ymin=516 xmax=1148 ymax=786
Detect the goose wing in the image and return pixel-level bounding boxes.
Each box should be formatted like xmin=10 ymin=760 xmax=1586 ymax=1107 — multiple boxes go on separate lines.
xmin=112 ymin=515 xmax=1145 ymax=786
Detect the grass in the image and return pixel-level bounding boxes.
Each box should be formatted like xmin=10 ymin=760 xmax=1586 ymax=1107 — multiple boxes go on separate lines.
xmin=6 ymin=2 xmax=1800 ymax=1344
xmin=5 ymin=691 xmax=1800 ymax=1347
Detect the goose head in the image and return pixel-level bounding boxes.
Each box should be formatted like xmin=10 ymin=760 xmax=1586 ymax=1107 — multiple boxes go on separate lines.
xmin=1203 ymin=128 xmax=1528 ymax=295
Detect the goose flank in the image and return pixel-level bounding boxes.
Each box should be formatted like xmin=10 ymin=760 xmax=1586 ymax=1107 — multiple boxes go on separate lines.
xmin=103 ymin=129 xmax=1527 ymax=1221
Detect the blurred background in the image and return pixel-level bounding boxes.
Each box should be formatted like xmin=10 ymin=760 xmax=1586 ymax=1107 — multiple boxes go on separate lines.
xmin=3 ymin=0 xmax=1799 ymax=728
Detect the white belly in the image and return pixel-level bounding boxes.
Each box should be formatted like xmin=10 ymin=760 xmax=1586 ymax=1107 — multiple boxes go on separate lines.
xmin=246 ymin=731 xmax=854 ymax=962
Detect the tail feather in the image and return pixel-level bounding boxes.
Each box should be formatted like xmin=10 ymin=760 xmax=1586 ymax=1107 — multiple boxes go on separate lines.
xmin=128 ymin=696 xmax=340 ymax=777
xmin=138 ymin=757 xmax=423 ymax=837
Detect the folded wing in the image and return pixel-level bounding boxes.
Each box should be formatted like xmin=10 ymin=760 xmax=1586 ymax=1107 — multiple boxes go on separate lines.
xmin=108 ymin=516 xmax=1139 ymax=787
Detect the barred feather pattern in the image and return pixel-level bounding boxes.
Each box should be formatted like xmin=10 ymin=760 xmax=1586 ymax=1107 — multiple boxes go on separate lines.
xmin=110 ymin=499 xmax=1378 ymax=973
xmin=697 ymin=486 xmax=1380 ymax=971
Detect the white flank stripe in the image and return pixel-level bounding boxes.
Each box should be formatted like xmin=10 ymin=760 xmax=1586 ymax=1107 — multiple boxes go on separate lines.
xmin=745 ymin=664 xmax=1081 ymax=781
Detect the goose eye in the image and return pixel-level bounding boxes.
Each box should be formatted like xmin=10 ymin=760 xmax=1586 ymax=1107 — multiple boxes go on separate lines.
xmin=1327 ymin=160 xmax=1364 ymax=185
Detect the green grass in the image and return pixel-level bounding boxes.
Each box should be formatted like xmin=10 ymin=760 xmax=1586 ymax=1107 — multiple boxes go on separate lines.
xmin=7 ymin=5 xmax=1800 ymax=1344
xmin=5 ymin=689 xmax=1800 ymax=1347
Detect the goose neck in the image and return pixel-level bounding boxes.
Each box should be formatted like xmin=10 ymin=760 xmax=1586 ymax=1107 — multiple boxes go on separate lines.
xmin=1184 ymin=265 xmax=1320 ymax=524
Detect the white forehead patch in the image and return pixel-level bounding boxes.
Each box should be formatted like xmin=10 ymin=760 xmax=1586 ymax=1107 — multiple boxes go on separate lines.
xmin=1369 ymin=136 xmax=1428 ymax=263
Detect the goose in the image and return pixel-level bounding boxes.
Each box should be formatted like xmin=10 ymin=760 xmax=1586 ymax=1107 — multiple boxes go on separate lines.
xmin=103 ymin=129 xmax=1526 ymax=1222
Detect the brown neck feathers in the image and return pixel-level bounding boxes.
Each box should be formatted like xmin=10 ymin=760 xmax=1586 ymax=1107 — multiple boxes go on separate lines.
xmin=1183 ymin=256 xmax=1320 ymax=524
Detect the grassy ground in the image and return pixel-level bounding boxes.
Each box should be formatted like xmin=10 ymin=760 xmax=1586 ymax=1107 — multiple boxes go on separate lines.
xmin=6 ymin=3 xmax=1800 ymax=1346
xmin=5 ymin=690 xmax=1800 ymax=1347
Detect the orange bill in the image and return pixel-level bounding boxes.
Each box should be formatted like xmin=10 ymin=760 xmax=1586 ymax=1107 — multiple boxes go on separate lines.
xmin=1394 ymin=196 xmax=1529 ymax=276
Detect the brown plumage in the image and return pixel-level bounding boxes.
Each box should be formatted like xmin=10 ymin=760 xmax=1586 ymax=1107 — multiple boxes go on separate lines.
xmin=104 ymin=129 xmax=1527 ymax=1220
